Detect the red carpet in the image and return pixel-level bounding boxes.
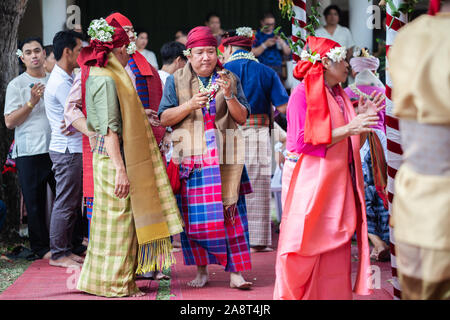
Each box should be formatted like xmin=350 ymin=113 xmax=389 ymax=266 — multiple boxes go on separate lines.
xmin=0 ymin=233 xmax=393 ymax=300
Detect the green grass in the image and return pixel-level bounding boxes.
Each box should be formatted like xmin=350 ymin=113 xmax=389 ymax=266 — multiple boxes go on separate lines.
xmin=0 ymin=241 xmax=32 ymax=294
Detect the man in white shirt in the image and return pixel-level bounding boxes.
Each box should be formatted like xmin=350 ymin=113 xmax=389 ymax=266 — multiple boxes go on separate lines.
xmin=44 ymin=30 xmax=84 ymax=268
xmin=158 ymin=41 xmax=187 ymax=87
xmin=4 ymin=37 xmax=54 ymax=260
xmin=315 ymin=5 xmax=355 ymax=60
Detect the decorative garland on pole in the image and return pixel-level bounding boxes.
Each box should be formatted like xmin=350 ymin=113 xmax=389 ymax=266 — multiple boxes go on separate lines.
xmin=384 ymin=0 xmax=407 ymax=301
xmin=290 ymin=0 xmax=307 ymax=61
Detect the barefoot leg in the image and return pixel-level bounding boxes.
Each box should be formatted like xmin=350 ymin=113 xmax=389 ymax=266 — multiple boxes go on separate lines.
xmin=187 ymin=266 xmax=209 ymax=288
xmin=230 ymin=272 xmax=253 ymax=290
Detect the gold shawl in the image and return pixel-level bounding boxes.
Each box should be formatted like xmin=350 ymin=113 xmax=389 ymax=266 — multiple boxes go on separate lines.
xmin=89 ymin=54 xmax=184 ymax=273
xmin=171 ymin=62 xmax=244 ymax=207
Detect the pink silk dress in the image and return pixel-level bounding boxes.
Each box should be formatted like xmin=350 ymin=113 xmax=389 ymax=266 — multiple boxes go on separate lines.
xmin=274 ymin=83 xmax=372 ymax=300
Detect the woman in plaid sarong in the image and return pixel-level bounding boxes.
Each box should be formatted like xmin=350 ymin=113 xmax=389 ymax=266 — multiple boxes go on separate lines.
xmin=159 ymin=26 xmax=253 ymax=289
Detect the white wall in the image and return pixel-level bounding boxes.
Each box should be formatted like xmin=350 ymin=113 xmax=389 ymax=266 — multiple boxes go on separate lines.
xmin=41 ymin=0 xmax=68 ymax=45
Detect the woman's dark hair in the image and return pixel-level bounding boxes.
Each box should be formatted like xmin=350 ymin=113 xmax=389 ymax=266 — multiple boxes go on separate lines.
xmin=53 ymin=30 xmax=83 ymax=61
xmin=323 ymin=5 xmax=342 ymax=18
xmin=160 ymin=41 xmax=187 ymax=65
xmin=135 ymin=28 xmax=148 ymax=38
xmin=205 ymin=12 xmax=220 ymax=22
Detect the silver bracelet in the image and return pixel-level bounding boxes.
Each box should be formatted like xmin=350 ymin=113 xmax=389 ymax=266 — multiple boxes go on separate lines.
xmin=224 ymin=93 xmax=235 ymax=101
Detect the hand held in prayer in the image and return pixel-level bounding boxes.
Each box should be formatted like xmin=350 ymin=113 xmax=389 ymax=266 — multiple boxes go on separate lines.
xmin=145 ymin=109 xmax=161 ymax=127
xmin=60 ymin=120 xmax=75 ymax=136
xmin=347 ymin=113 xmax=380 ymax=136
xmin=189 ymin=92 xmax=209 ymax=111
xmin=358 ymin=91 xmax=385 ymax=115
xmin=30 ymin=83 xmax=45 ymax=106
xmin=114 ymin=168 xmax=130 ymax=199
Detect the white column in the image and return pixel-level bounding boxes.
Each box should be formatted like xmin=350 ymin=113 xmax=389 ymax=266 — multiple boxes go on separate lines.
xmin=42 ymin=0 xmax=68 ymax=45
xmin=349 ymin=0 xmax=373 ymax=51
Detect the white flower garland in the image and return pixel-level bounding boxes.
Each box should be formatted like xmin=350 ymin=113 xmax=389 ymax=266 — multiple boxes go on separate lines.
xmin=88 ymin=18 xmax=115 ymax=42
xmin=198 ymin=76 xmax=219 ymax=111
xmin=349 ymin=83 xmax=385 ymax=101
xmin=300 ymin=49 xmax=321 ymax=65
xmin=227 ymin=51 xmax=259 ymax=63
xmin=16 ymin=49 xmax=23 ymax=58
xmin=127 ymin=42 xmax=137 ymax=55
xmin=235 ymin=27 xmax=253 ymax=38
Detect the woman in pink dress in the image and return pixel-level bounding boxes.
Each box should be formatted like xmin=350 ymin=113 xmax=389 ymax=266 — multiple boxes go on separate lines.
xmin=274 ymin=36 xmax=385 ymax=300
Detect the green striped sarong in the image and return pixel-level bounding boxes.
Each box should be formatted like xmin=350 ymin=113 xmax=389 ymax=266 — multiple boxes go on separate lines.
xmin=77 ymin=153 xmax=140 ymax=297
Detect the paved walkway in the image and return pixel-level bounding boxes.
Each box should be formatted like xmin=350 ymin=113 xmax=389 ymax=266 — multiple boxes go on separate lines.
xmin=0 ymin=232 xmax=393 ymax=300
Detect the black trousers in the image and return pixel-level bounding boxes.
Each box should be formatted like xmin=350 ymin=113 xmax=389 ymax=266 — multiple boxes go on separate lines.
xmin=15 ymin=153 xmax=56 ymax=258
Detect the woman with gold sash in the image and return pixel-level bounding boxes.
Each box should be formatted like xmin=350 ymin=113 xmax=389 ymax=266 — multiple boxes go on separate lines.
xmin=76 ymin=18 xmax=183 ymax=297
xmin=274 ymin=36 xmax=385 ymax=300
xmin=158 ymin=26 xmax=253 ymax=289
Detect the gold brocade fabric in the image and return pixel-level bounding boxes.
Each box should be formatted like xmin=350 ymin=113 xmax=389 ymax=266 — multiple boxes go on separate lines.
xmin=389 ymin=13 xmax=450 ymax=125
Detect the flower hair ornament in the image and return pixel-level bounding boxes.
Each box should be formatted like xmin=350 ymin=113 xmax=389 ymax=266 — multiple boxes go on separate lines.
xmin=235 ymin=27 xmax=254 ymax=39
xmin=300 ymin=46 xmax=347 ymax=64
xmin=88 ymin=18 xmax=115 ymax=42
xmin=127 ymin=42 xmax=137 ymax=55
xmin=16 ymin=49 xmax=24 ymax=58
xmin=183 ymin=48 xmax=192 ymax=57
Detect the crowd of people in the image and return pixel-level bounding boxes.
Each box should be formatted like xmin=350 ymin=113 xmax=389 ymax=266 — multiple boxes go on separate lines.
xmin=2 ymin=1 xmax=449 ymax=300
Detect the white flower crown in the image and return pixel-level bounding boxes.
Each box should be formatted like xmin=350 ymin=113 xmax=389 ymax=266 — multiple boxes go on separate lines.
xmin=300 ymin=46 xmax=347 ymax=65
xmin=326 ymin=46 xmax=347 ymax=63
xmin=235 ymin=27 xmax=253 ymax=38
xmin=88 ymin=18 xmax=115 ymax=42
xmin=16 ymin=49 xmax=24 ymax=58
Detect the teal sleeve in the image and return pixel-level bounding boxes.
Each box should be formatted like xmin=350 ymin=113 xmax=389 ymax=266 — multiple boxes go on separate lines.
xmin=86 ymin=76 xmax=122 ymax=136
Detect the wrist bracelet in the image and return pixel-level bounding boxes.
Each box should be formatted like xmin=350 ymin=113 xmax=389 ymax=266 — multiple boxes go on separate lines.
xmin=261 ymin=43 xmax=267 ymax=50
xmin=224 ymin=93 xmax=235 ymax=101
xmin=26 ymin=101 xmax=34 ymax=109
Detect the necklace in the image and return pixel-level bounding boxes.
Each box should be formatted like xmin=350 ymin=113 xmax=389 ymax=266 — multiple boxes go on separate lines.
xmin=227 ymin=52 xmax=259 ymax=63
xmin=198 ymin=75 xmax=219 ymax=111
xmin=349 ymin=83 xmax=385 ymax=101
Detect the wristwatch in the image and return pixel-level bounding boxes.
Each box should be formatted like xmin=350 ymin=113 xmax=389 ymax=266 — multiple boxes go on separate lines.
xmin=224 ymin=93 xmax=235 ymax=101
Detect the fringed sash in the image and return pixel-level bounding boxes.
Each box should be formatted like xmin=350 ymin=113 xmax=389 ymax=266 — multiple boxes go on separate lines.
xmin=89 ymin=54 xmax=184 ymax=273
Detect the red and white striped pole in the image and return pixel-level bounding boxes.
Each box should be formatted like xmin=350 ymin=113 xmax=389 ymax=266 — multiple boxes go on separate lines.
xmin=291 ymin=0 xmax=307 ymax=61
xmin=385 ymin=0 xmax=407 ymax=301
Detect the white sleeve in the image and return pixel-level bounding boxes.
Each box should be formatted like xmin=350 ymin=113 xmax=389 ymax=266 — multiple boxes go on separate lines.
xmin=4 ymin=81 xmax=22 ymax=116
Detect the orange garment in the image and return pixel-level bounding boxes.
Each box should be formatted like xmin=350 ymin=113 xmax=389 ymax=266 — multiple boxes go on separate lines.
xmin=274 ymin=87 xmax=372 ymax=300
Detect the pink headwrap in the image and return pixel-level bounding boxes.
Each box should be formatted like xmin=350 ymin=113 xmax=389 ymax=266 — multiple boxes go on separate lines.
xmin=350 ymin=57 xmax=380 ymax=73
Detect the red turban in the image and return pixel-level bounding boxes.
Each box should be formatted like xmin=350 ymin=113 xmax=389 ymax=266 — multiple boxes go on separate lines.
xmin=428 ymin=0 xmax=441 ymax=15
xmin=221 ymin=36 xmax=253 ymax=48
xmin=106 ymin=12 xmax=133 ymax=27
xmin=293 ymin=36 xmax=341 ymax=146
xmin=186 ymin=26 xmax=218 ymax=49
xmin=77 ymin=18 xmax=130 ymax=69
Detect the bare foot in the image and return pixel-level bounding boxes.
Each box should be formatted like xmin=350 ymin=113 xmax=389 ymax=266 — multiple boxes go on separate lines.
xmin=250 ymin=246 xmax=273 ymax=253
xmin=68 ymin=253 xmax=84 ymax=263
xmin=187 ymin=266 xmax=208 ymax=288
xmin=230 ymin=272 xmax=252 ymax=290
xmin=155 ymin=271 xmax=170 ymax=280
xmin=42 ymin=251 xmax=52 ymax=260
xmin=131 ymin=290 xmax=146 ymax=297
xmin=49 ymin=256 xmax=81 ymax=268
